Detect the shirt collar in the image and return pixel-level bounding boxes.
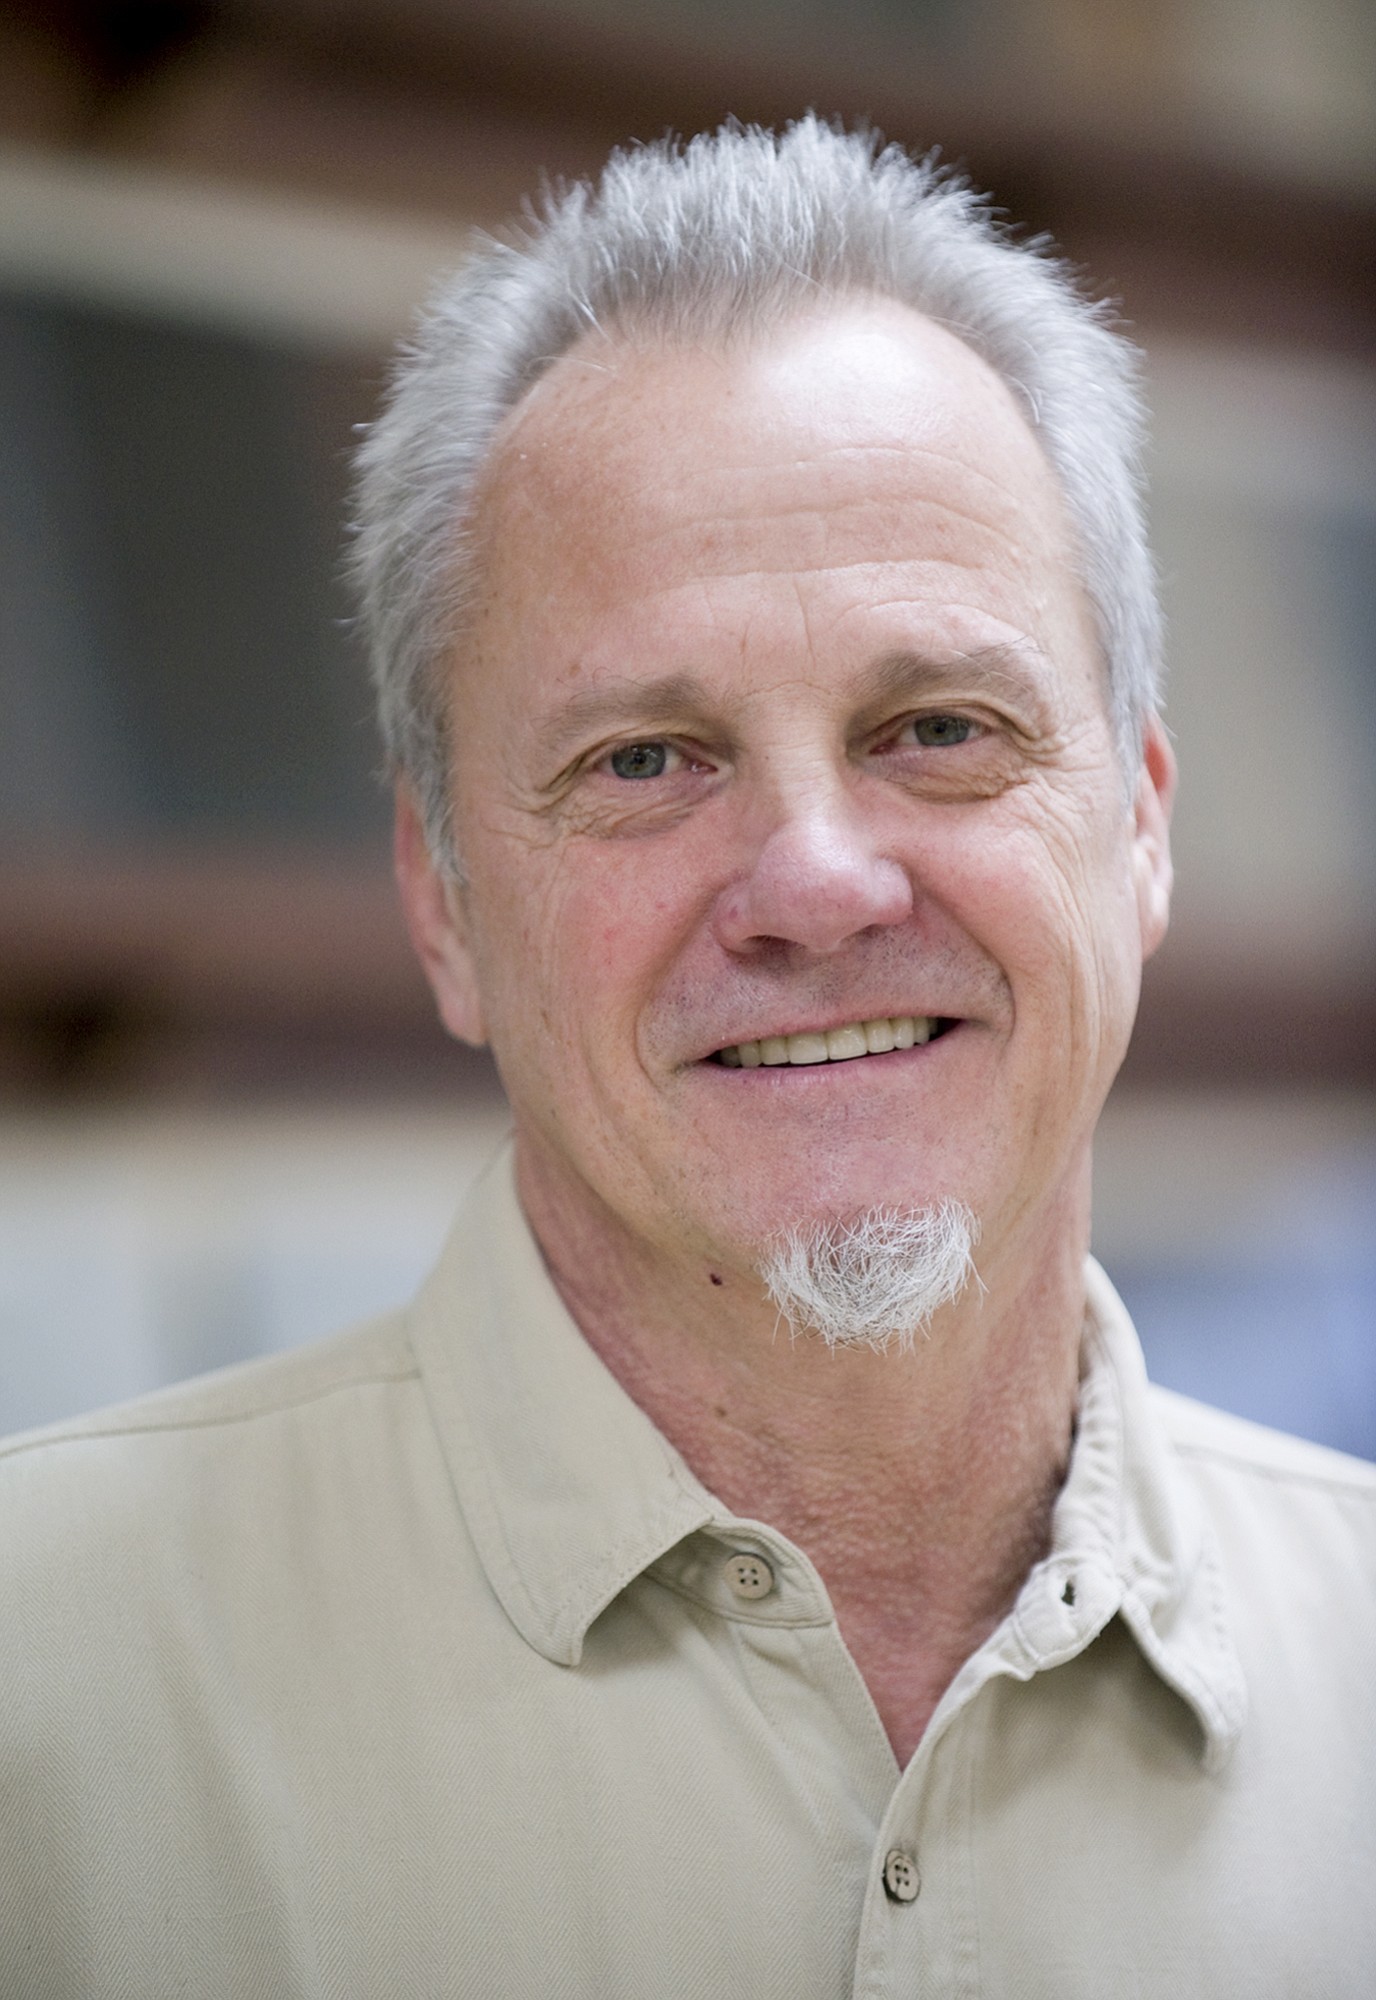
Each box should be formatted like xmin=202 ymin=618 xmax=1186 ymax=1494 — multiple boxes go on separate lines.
xmin=407 ymin=1141 xmax=716 ymax=1666
xmin=408 ymin=1143 xmax=1246 ymax=1766
xmin=1063 ymin=1259 xmax=1249 ymax=1770
xmin=981 ymin=1259 xmax=1247 ymax=1771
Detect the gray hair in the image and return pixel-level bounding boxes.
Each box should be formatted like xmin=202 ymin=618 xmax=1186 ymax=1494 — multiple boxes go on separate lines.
xmin=760 ymin=1200 xmax=981 ymax=1353
xmin=352 ymin=116 xmax=1162 ymax=865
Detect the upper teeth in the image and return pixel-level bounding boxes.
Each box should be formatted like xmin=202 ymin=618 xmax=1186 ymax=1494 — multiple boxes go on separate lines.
xmin=717 ymin=1016 xmax=937 ymax=1068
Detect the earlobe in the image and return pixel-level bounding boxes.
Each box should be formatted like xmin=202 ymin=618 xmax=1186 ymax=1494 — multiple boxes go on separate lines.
xmin=392 ymin=786 xmax=489 ymax=1046
xmin=1132 ymin=715 xmax=1177 ymax=963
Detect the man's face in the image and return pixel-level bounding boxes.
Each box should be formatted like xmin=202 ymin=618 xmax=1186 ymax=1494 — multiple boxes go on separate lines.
xmin=402 ymin=299 xmax=1173 ymax=1285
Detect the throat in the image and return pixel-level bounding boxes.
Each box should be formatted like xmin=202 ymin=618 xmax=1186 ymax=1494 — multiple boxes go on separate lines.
xmin=766 ymin=1434 xmax=1070 ymax=1768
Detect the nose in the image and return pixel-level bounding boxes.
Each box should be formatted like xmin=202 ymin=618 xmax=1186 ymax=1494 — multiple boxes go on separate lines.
xmin=710 ymin=783 xmax=914 ymax=956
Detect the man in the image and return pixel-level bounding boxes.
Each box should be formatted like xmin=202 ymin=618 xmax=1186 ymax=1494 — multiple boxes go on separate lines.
xmin=3 ymin=120 xmax=1372 ymax=1996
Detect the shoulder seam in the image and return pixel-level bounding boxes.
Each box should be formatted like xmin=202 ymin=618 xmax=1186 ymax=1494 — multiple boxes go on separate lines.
xmin=1172 ymin=1438 xmax=1376 ymax=1497
xmin=0 ymin=1365 xmax=421 ymax=1465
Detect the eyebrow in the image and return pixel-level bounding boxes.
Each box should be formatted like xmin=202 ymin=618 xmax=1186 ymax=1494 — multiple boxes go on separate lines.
xmin=535 ymin=644 xmax=1056 ymax=765
xmin=535 ymin=671 xmax=711 ymax=763
xmin=860 ymin=645 xmax=1058 ymax=728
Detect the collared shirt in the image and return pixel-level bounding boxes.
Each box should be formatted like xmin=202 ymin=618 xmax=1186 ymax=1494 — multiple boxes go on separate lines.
xmin=2 ymin=1143 xmax=1373 ymax=1997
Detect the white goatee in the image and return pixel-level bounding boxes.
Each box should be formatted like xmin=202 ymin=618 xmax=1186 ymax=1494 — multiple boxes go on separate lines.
xmin=759 ymin=1203 xmax=980 ymax=1354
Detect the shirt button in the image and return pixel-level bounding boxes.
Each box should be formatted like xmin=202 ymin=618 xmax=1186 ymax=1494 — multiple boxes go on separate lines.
xmin=724 ymin=1552 xmax=775 ymax=1601
xmin=882 ymin=1849 xmax=920 ymax=1903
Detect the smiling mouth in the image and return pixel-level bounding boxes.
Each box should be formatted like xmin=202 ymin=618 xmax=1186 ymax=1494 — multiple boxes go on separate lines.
xmin=713 ymin=1015 xmax=955 ymax=1068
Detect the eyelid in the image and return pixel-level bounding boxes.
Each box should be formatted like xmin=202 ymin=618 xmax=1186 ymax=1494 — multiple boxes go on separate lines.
xmin=871 ymin=708 xmax=989 ymax=749
xmin=596 ymin=736 xmax=673 ymax=775
xmin=591 ymin=734 xmax=716 ymax=777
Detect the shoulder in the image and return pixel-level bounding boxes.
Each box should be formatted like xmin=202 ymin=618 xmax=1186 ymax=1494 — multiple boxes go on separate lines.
xmin=1149 ymin=1386 xmax=1376 ymax=1621
xmin=1150 ymin=1383 xmax=1376 ymax=1499
xmin=2 ymin=1310 xmax=416 ymax=1448
xmin=0 ymin=1310 xmax=453 ymax=1744
xmin=0 ymin=1312 xmax=420 ymax=1540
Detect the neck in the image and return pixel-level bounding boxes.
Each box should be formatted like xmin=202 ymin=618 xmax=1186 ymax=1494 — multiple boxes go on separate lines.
xmin=516 ymin=1140 xmax=1089 ymax=1767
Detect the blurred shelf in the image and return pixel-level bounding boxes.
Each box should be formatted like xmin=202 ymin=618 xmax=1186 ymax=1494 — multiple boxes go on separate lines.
xmin=1 ymin=0 xmax=1372 ymax=351
xmin=0 ymin=848 xmax=494 ymax=1101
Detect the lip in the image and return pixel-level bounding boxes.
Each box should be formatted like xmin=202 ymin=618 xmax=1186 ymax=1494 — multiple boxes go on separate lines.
xmin=694 ymin=1014 xmax=965 ymax=1068
xmin=696 ymin=1009 xmax=956 ymax=1055
xmin=691 ymin=1036 xmax=966 ymax=1094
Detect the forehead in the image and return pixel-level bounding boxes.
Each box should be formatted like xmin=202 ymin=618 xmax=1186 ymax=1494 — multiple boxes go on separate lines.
xmin=477 ymin=298 xmax=1063 ymax=549
xmin=463 ymin=297 xmax=1094 ymax=711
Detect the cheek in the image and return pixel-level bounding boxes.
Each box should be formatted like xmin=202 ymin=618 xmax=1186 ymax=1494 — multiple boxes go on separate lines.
xmin=468 ymin=835 xmax=695 ymax=1070
xmin=948 ymin=790 xmax=1141 ymax=1037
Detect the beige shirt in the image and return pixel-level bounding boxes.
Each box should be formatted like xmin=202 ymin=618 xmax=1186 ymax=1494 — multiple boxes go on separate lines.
xmin=3 ymin=1144 xmax=1374 ymax=1998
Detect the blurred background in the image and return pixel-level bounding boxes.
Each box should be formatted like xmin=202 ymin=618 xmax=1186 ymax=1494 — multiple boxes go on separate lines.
xmin=1 ymin=0 xmax=1373 ymax=1452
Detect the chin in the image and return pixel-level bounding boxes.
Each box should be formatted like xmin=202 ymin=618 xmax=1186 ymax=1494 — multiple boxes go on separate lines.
xmin=710 ymin=1165 xmax=984 ymax=1252
xmin=752 ymin=1192 xmax=983 ymax=1352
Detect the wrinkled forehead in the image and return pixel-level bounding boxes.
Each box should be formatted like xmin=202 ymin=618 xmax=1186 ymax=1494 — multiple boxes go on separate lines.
xmin=470 ymin=296 xmax=1073 ymax=579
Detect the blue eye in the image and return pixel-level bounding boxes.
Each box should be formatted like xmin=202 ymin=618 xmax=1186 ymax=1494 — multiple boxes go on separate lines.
xmin=609 ymin=742 xmax=669 ymax=780
xmin=912 ymin=715 xmax=974 ymax=747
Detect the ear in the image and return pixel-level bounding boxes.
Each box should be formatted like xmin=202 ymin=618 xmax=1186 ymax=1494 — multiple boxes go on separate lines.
xmin=393 ymin=785 xmax=488 ymax=1046
xmin=1131 ymin=714 xmax=1176 ymax=963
